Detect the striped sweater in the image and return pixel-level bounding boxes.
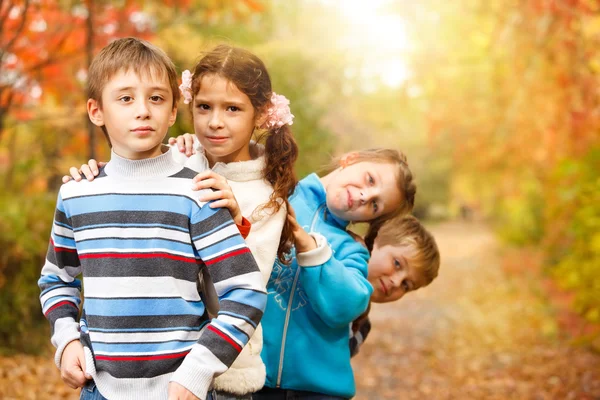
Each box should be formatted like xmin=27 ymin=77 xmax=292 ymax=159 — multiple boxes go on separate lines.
xmin=38 ymin=149 xmax=266 ymax=400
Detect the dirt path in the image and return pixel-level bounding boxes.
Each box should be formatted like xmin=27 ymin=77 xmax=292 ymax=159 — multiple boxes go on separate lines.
xmin=353 ymin=221 xmax=600 ymax=399
xmin=1 ymin=221 xmax=598 ymax=399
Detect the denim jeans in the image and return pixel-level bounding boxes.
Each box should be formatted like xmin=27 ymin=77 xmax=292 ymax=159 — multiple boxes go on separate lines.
xmin=253 ymin=387 xmax=348 ymax=400
xmin=79 ymin=380 xmax=108 ymax=400
xmin=207 ymin=389 xmax=253 ymax=400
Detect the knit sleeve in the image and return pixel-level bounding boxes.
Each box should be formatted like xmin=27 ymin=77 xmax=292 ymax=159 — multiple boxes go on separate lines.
xmin=38 ymin=192 xmax=83 ymax=368
xmin=170 ymin=204 xmax=266 ymax=400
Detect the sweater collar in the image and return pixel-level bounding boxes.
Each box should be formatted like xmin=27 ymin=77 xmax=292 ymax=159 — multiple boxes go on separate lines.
xmin=104 ymin=146 xmax=182 ymax=178
xmin=196 ymin=141 xmax=265 ymax=182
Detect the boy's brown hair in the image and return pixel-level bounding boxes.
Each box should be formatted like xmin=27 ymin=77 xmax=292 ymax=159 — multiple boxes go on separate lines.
xmin=365 ymin=215 xmax=440 ymax=287
xmin=87 ymin=37 xmax=180 ymax=109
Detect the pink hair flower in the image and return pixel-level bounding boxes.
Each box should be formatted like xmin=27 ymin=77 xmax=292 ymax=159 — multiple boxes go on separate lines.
xmin=260 ymin=92 xmax=294 ymax=129
xmin=179 ymin=70 xmax=193 ymax=104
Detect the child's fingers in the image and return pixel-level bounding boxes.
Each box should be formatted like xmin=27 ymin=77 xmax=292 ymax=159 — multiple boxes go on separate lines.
xmin=62 ymin=175 xmax=72 ymax=184
xmin=168 ymin=137 xmax=176 ymax=146
xmin=176 ymin=136 xmax=186 ymax=153
xmin=69 ymin=167 xmax=82 ymax=181
xmin=80 ymin=164 xmax=95 ymax=181
xmin=88 ymin=159 xmax=100 ymax=175
xmin=182 ymin=133 xmax=195 ymax=156
xmin=207 ymin=199 xmax=231 ymax=209
xmin=98 ymin=161 xmax=107 ymax=168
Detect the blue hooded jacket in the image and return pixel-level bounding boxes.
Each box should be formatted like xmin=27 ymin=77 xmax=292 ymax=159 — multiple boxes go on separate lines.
xmin=260 ymin=173 xmax=373 ymax=398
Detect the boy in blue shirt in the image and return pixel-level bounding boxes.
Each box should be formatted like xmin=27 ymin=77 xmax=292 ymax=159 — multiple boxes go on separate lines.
xmin=38 ymin=37 xmax=266 ymax=400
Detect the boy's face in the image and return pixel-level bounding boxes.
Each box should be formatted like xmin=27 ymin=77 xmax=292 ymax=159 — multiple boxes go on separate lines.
xmin=368 ymin=242 xmax=425 ymax=303
xmin=323 ymin=160 xmax=402 ymax=223
xmin=87 ymin=69 xmax=177 ymax=160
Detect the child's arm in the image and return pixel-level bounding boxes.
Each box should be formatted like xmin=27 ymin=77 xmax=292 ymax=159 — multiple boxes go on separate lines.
xmin=38 ymin=192 xmax=88 ymax=384
xmin=170 ymin=204 xmax=266 ymax=400
xmin=288 ymin=207 xmax=373 ymax=328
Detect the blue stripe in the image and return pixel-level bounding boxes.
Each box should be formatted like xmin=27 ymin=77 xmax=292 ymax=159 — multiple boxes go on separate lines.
xmin=196 ymin=235 xmax=245 ymax=259
xmin=92 ymin=340 xmax=196 ymax=354
xmin=55 ymin=221 xmax=73 ymax=230
xmin=213 ymin=320 xmax=249 ymax=344
xmin=76 ymin=238 xmax=194 ymax=254
xmin=84 ymin=298 xmax=205 ymax=317
xmin=38 ymin=275 xmax=81 ymax=288
xmin=64 ymin=194 xmax=199 ymax=217
xmin=222 ymin=289 xmax=267 ymax=311
xmin=52 ymin=232 xmax=76 ymax=248
xmin=74 ymin=223 xmax=188 ymax=233
xmin=89 ymin=326 xmax=201 ymax=333
xmin=57 ymin=194 xmax=66 ymax=213
xmin=40 ymin=282 xmax=80 ymax=297
xmin=190 ymin=201 xmax=220 ymax=225
xmin=191 ymin=220 xmax=234 ymax=242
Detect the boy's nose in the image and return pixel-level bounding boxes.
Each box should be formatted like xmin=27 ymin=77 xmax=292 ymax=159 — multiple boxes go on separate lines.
xmin=136 ymin=101 xmax=150 ymax=119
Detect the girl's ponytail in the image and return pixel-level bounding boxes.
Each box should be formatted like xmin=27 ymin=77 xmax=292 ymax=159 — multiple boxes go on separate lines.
xmin=262 ymin=124 xmax=299 ymax=262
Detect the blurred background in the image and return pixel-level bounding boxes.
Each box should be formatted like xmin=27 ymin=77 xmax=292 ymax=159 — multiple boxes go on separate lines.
xmin=0 ymin=0 xmax=599 ymax=399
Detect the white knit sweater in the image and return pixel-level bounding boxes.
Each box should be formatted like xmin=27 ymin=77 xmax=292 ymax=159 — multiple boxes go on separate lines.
xmin=171 ymin=142 xmax=286 ymax=394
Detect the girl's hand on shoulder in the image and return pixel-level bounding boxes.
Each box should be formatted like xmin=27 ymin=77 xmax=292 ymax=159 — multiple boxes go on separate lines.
xmin=193 ymin=170 xmax=242 ymax=225
xmin=287 ymin=205 xmax=317 ymax=253
xmin=168 ymin=133 xmax=196 ymax=157
xmin=61 ymin=159 xmax=105 ymax=183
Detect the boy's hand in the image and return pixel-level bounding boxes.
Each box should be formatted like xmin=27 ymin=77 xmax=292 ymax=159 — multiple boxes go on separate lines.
xmin=60 ymin=340 xmax=91 ymax=389
xmin=168 ymin=133 xmax=196 ymax=157
xmin=61 ymin=160 xmax=105 ymax=183
xmin=287 ymin=205 xmax=317 ymax=253
xmin=193 ymin=170 xmax=243 ymax=225
xmin=167 ymin=382 xmax=200 ymax=400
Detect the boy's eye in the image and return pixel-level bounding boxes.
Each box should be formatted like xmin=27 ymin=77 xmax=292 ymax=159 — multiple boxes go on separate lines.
xmin=368 ymin=174 xmax=375 ymax=185
xmin=119 ymin=96 xmax=133 ymax=103
xmin=394 ymin=259 xmax=402 ymax=270
xmin=227 ymin=105 xmax=240 ymax=112
xmin=150 ymin=95 xmax=163 ymax=102
xmin=372 ymin=200 xmax=378 ymax=213
xmin=197 ymin=103 xmax=210 ymax=110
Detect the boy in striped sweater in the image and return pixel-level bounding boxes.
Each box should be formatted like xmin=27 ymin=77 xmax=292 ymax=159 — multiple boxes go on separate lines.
xmin=38 ymin=37 xmax=266 ymax=400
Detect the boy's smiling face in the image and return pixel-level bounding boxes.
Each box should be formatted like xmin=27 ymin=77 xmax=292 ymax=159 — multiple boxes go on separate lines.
xmin=367 ymin=242 xmax=425 ymax=303
xmin=87 ymin=68 xmax=177 ymax=160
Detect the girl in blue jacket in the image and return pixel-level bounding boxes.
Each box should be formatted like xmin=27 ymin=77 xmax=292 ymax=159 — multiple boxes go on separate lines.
xmin=257 ymin=149 xmax=416 ymax=400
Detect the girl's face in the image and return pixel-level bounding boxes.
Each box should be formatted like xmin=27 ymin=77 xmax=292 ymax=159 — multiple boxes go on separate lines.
xmin=192 ymin=74 xmax=259 ymax=166
xmin=368 ymin=242 xmax=424 ymax=303
xmin=323 ymin=160 xmax=402 ymax=222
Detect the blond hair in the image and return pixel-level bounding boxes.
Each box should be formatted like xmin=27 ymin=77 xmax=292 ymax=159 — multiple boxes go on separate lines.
xmin=365 ymin=215 xmax=440 ymax=286
xmin=87 ymin=37 xmax=180 ymax=109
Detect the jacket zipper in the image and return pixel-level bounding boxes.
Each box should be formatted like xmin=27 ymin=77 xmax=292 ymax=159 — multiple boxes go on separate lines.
xmin=276 ymin=203 xmax=326 ymax=387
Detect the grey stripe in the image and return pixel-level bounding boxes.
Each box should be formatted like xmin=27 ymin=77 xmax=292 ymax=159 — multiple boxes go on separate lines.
xmin=190 ymin=207 xmax=234 ymax=238
xmin=46 ymin=307 xmax=79 ymax=334
xmin=85 ymin=314 xmax=203 ymax=330
xmin=197 ymin=327 xmax=240 ymax=367
xmin=169 ymin=167 xmax=197 ymax=179
xmin=219 ymin=299 xmax=263 ymax=327
xmin=94 ymin=354 xmax=184 ymax=378
xmin=81 ymin=257 xmax=200 ymax=281
xmin=72 ymin=211 xmax=190 ymax=230
xmin=205 ymin=251 xmax=259 ymax=283
xmin=46 ymin=243 xmax=80 ymax=268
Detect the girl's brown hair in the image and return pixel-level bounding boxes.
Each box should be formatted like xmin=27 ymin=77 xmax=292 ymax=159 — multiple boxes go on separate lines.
xmin=189 ymin=44 xmax=298 ymax=261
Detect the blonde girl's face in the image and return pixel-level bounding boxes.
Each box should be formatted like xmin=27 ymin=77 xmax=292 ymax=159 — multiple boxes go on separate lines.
xmin=192 ymin=74 xmax=259 ymax=166
xmin=367 ymin=242 xmax=424 ymax=303
xmin=324 ymin=160 xmax=402 ymax=222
